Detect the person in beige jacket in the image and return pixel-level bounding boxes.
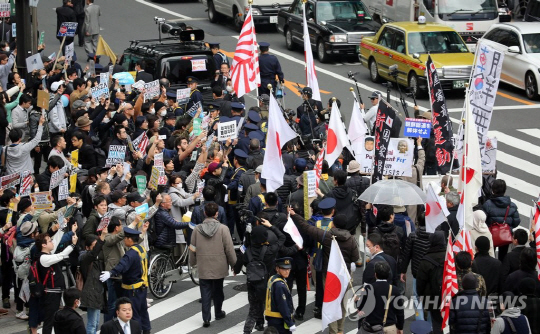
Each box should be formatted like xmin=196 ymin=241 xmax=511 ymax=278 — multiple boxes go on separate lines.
xmin=189 ymin=202 xmax=236 ymax=328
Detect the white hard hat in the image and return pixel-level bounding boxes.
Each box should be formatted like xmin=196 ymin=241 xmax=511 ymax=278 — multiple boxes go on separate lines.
xmin=418 ymin=16 xmax=426 ymax=24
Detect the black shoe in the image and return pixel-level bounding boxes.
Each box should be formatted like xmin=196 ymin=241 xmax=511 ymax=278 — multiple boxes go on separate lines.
xmin=203 ymin=321 xmax=210 ymax=328
xmin=2 ymin=298 xmax=9 ymax=309
xmin=313 ymin=307 xmax=322 ymax=319
xmin=294 ymin=312 xmax=304 ymax=321
xmin=198 ymin=298 xmax=202 ymax=303
xmin=255 ymin=324 xmax=265 ymax=331
xmin=215 ymin=311 xmax=226 ymax=320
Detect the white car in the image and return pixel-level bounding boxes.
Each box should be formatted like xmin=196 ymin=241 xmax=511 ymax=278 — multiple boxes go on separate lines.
xmin=479 ymin=22 xmax=540 ymax=100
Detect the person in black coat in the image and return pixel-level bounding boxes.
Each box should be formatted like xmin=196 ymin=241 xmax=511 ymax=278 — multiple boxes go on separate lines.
xmin=472 ymin=236 xmax=502 ymax=295
xmin=257 ymin=42 xmax=283 ymax=96
xmin=437 ymin=191 xmax=460 ymax=241
xmin=357 ymin=261 xmax=404 ymax=332
xmin=504 ymin=248 xmax=540 ymax=296
xmin=483 ymin=179 xmax=521 ymax=261
xmin=519 ymin=278 xmax=540 ymax=334
xmin=501 ymin=228 xmax=528 ymax=287
xmin=53 ymin=288 xmax=86 ymax=334
xmin=134 ymin=60 xmax=153 ymax=83
xmin=100 ymin=297 xmax=142 ymax=334
xmin=56 ymin=0 xmax=77 ymax=46
xmin=363 ymin=233 xmax=399 ymax=287
xmin=449 ymin=273 xmax=491 ymax=334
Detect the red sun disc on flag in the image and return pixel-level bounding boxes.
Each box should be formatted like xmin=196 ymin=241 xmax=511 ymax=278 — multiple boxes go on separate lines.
xmin=276 ymin=132 xmax=281 ymax=158
xmin=327 ymin=129 xmax=337 ymax=154
xmin=461 ymin=167 xmax=474 ymax=184
xmin=425 ymin=203 xmax=431 ymax=216
xmin=323 ymin=272 xmax=342 ymax=303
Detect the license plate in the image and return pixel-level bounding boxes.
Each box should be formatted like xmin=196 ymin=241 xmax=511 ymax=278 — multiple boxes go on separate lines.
xmin=270 ymin=16 xmax=278 ymax=23
xmin=453 ymin=80 xmax=466 ymax=89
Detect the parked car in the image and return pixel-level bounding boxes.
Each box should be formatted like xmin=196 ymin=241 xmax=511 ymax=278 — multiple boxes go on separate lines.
xmin=479 ymin=22 xmax=540 ymax=99
xmin=359 ymin=21 xmax=475 ymax=96
xmin=277 ymin=0 xmax=380 ymax=63
xmin=203 ymin=0 xmax=291 ymax=31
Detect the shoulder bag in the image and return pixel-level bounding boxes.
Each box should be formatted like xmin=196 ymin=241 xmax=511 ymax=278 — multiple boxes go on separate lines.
xmin=489 ymin=205 xmax=513 ymax=248
xmin=358 ymin=285 xmax=393 ymax=334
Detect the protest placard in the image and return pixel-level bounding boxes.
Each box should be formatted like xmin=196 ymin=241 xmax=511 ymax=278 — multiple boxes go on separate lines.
xmin=91 ymin=82 xmax=109 ymax=100
xmin=191 ymin=59 xmax=206 ymax=72
xmin=136 ymin=175 xmax=147 ymax=195
xmin=404 ymin=118 xmax=432 ymax=138
xmin=50 ymin=166 xmax=67 ymax=190
xmin=26 ymin=53 xmax=44 ymax=72
xmin=69 ymin=172 xmax=77 ymax=193
xmin=58 ymin=178 xmax=69 ymax=201
xmin=176 ymin=88 xmax=190 ymax=105
xmin=0 ymin=3 xmax=9 ymax=17
xmin=158 ymin=168 xmax=167 ymax=185
xmin=149 ymin=167 xmax=159 ymax=190
xmin=36 ymin=90 xmax=49 ymax=110
xmin=71 ymin=149 xmax=79 ymax=168
xmin=19 ymin=171 xmax=33 ymax=197
xmin=57 ymin=22 xmax=78 ymax=37
xmin=206 ymin=134 xmax=215 ymax=149
xmin=304 ymin=170 xmax=317 ymax=198
xmin=11 ymin=23 xmax=15 ymax=37
xmin=154 ymin=153 xmax=164 ymax=168
xmin=100 ymin=72 xmax=109 ymax=85
xmin=96 ymin=211 xmax=113 ymax=232
xmin=359 ymin=137 xmax=414 ymax=177
xmin=64 ymin=42 xmax=74 ymax=62
xmin=135 ymin=203 xmax=149 ymax=224
xmin=218 ymin=121 xmax=237 ymax=141
xmin=1 ymin=172 xmax=20 ymax=190
xmin=39 ymin=31 xmax=45 ymax=45
xmin=186 ymin=101 xmax=202 ymax=117
xmin=30 ymin=192 xmax=54 ymax=210
xmin=132 ymin=80 xmax=145 ymax=90
xmin=482 ymin=137 xmax=497 ymax=174
xmin=143 ymin=80 xmax=160 ymax=101
xmin=106 ymin=145 xmax=126 ymax=167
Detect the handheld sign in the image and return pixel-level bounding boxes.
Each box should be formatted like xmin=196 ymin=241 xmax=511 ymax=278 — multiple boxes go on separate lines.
xmin=30 ymin=192 xmax=54 ymax=210
xmin=218 ymin=121 xmax=237 ymax=141
xmin=106 ymin=145 xmax=126 ymax=167
xmin=143 ymin=80 xmax=160 ymax=101
xmin=176 ymin=88 xmax=190 ymax=105
xmin=96 ymin=211 xmax=113 ymax=232
xmin=91 ymin=82 xmax=109 ymax=100
xmin=404 ymin=118 xmax=432 ymax=138
xmin=0 ymin=3 xmax=10 ymax=17
xmin=1 ymin=172 xmax=20 ymax=190
xmin=135 ymin=175 xmax=147 ymax=196
xmin=57 ymin=22 xmax=78 ymax=37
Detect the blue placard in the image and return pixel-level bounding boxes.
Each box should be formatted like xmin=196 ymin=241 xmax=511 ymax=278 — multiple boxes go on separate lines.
xmin=404 ymin=118 xmax=432 ymax=138
xmin=57 ymin=22 xmax=78 ymax=37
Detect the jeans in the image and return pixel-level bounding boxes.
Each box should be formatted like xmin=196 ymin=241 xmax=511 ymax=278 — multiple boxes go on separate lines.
xmin=199 ymin=278 xmax=225 ymax=322
xmin=412 ymin=278 xmax=425 ymax=321
xmin=86 ymin=308 xmax=100 ymax=334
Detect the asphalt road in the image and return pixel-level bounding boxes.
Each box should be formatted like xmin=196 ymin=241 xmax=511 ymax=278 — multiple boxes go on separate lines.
xmin=1 ymin=1 xmax=537 ymax=333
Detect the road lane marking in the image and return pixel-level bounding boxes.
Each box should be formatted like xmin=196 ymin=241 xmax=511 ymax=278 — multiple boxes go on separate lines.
xmin=518 ymin=129 xmax=540 ymax=140
xmin=134 ymin=0 xmax=192 ymax=19
xmin=496 ymin=91 xmax=535 ymax=105
xmin=488 ymin=131 xmax=540 ymax=158
xmin=448 ymin=104 xmax=540 ymax=112
xmin=496 ymin=150 xmax=540 ymax=179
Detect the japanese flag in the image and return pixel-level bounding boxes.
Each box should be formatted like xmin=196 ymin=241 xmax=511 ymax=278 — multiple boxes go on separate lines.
xmin=283 ymin=216 xmax=303 ymax=249
xmin=325 ymin=101 xmax=350 ymax=167
xmin=348 ymin=101 xmax=367 ymax=159
xmin=322 ymin=238 xmax=350 ymax=331
xmin=425 ymin=183 xmax=448 ymax=233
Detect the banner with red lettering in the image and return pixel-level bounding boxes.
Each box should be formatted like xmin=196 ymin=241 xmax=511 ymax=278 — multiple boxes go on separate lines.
xmin=372 ymin=100 xmax=396 ymax=183
xmin=426 ymin=55 xmax=454 ymax=174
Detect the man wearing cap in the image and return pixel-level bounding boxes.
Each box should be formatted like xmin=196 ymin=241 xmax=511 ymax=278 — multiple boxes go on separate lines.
xmin=159 ymin=112 xmax=176 ymax=138
xmin=224 ymin=149 xmax=248 ymax=239
xmin=265 ymin=257 xmax=296 ymax=333
xmin=364 ymin=91 xmax=381 ymax=132
xmin=206 ymin=103 xmax=221 ymax=136
xmin=296 ymin=87 xmax=323 ymax=132
xmin=258 ymin=42 xmax=284 ymax=96
xmin=108 ymin=190 xmax=129 ymax=221
xmin=210 ymin=42 xmax=230 ymax=69
xmin=236 ymin=123 xmax=258 ymax=155
xmin=100 ymin=225 xmax=151 ymax=334
xmin=186 ymin=76 xmax=203 ymax=111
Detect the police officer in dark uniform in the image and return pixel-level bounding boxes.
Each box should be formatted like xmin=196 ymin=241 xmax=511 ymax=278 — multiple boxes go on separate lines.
xmin=296 ymin=87 xmax=323 ymax=136
xmin=100 ymin=226 xmax=151 ymax=334
xmin=186 ymin=76 xmax=203 ymax=111
xmin=208 ymin=103 xmax=221 ymax=137
xmin=265 ymin=257 xmax=296 ymax=333
xmin=230 ymin=102 xmax=245 ymax=123
xmin=166 ymin=90 xmax=184 ymax=115
xmin=224 ymin=149 xmax=248 ymax=240
xmin=209 ymin=42 xmax=229 ymax=69
xmin=258 ymin=42 xmax=284 ymax=96
xmin=236 ymin=123 xmax=258 ymax=155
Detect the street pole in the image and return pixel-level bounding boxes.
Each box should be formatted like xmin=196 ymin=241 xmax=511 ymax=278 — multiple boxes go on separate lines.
xmin=15 ymin=0 xmax=33 ymax=81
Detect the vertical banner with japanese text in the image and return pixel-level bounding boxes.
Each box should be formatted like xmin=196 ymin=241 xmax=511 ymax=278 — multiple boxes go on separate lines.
xmin=372 ymin=100 xmax=396 ymax=183
xmin=426 ymin=55 xmax=454 ymax=174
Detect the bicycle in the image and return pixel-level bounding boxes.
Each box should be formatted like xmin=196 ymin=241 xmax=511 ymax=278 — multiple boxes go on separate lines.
xmin=148 ymin=243 xmax=199 ymax=299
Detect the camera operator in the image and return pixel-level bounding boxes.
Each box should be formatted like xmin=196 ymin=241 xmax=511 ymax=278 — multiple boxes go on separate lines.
xmin=365 ymin=91 xmax=382 ymax=132
xmin=319 ymin=97 xmax=341 ymax=121
xmin=296 ymin=87 xmax=323 ymax=128
xmin=211 ymin=63 xmax=231 ymax=91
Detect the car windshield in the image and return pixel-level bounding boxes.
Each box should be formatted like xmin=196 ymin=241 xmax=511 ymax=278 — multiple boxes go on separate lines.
xmin=407 ymin=31 xmax=469 ymax=54
xmin=438 ymin=0 xmax=497 ymax=14
xmin=161 ymin=55 xmax=214 ymax=85
xmin=523 ymin=33 xmax=540 ymax=53
xmin=316 ymin=0 xmax=372 ymax=22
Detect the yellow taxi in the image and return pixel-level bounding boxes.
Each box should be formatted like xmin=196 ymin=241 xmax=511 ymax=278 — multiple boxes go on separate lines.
xmin=359 ymin=20 xmax=475 ymax=97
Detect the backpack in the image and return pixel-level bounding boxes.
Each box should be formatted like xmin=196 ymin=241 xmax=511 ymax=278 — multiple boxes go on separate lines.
xmin=216 ymin=51 xmax=230 ymax=66
xmin=381 ymin=231 xmax=401 ymax=260
xmin=423 ymin=256 xmax=444 ymax=298
xmin=146 ymin=216 xmax=158 ymax=247
xmin=245 ymin=245 xmax=268 ymax=284
xmin=28 ymin=257 xmax=54 ymax=298
xmin=13 ymin=244 xmax=33 ymax=280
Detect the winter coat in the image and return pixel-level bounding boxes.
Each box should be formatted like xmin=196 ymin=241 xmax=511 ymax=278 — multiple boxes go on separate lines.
xmin=168 ymin=186 xmax=195 ymax=222
xmin=438 ymin=205 xmax=460 ymax=241
xmin=344 ymin=174 xmax=369 ymax=197
xmin=457 ymin=268 xmax=488 ymax=297
xmin=491 ymin=308 xmax=532 ymax=334
xmin=318 ymin=174 xmax=334 ymax=196
xmin=399 ymin=226 xmax=431 ymax=278
xmin=29 ymin=109 xmax=50 ymax=143
xmin=235 ymin=225 xmax=285 ymax=275
xmin=0 ymin=53 xmax=15 ymax=90
xmin=5 ymin=126 xmax=43 ymax=175
xmin=291 ymin=213 xmax=360 ymax=273
xmin=103 ymin=230 xmax=127 ymax=272
xmin=372 ymin=222 xmax=405 ymax=260
xmin=191 ymin=201 xmax=226 ymax=226
xmin=82 ymin=209 xmax=101 ymax=244
xmin=504 ymin=270 xmax=540 ymax=297
xmin=472 ymin=251 xmax=502 ymax=295
xmin=154 ymin=207 xmax=189 ymax=248
xmin=501 ymin=245 xmax=525 ymax=286
xmin=416 ymin=231 xmax=447 ymax=307
xmin=80 ymin=239 xmax=106 ymax=310
xmin=483 ymin=196 xmax=521 ymax=228
xmin=276 ymin=174 xmax=297 ymax=204
xmin=48 ymin=93 xmax=67 ymax=134
xmin=521 ymin=294 xmax=540 ymax=334
xmin=189 ymin=217 xmax=236 ymax=279
xmin=324 ymin=185 xmax=361 ymax=234
xmin=449 ymin=289 xmax=491 ymax=334
xmin=393 ymin=212 xmax=415 ymax=237
xmin=53 ymin=307 xmax=86 ymax=334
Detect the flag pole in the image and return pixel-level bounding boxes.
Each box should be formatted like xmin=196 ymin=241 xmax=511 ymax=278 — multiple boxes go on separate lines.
xmin=349 ymin=87 xmax=370 ymax=135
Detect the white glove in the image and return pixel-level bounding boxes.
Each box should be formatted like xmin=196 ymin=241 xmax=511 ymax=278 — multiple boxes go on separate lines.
xmin=289 ymin=325 xmax=297 ymax=332
xmin=99 ymin=271 xmax=111 ymax=282
xmin=351 ymin=262 xmax=357 ymax=273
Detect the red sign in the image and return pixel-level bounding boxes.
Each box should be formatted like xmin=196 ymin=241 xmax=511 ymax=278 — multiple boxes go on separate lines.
xmin=466 ymin=23 xmax=473 ymax=31
xmin=0 ymin=4 xmax=10 ymax=17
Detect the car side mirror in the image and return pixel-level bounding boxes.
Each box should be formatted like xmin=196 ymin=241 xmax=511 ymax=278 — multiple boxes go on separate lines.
xmin=413 ymin=53 xmax=420 ymax=59
xmin=507 ymin=45 xmax=520 ymax=53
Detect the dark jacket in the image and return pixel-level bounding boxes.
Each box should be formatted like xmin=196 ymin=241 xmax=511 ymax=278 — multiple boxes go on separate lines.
xmin=234 ymin=225 xmax=285 ymax=276
xmin=372 ymin=222 xmax=405 ymax=261
xmin=399 ymin=226 xmax=431 ymax=278
xmin=504 ymin=269 xmax=540 ymax=297
xmin=79 ymin=143 xmax=98 ymax=169
xmin=472 ymin=251 xmax=502 ymax=295
xmin=483 ymin=196 xmax=521 ymax=228
xmin=291 ymin=213 xmax=359 ymax=273
xmin=438 ymin=205 xmax=460 ymax=240
xmin=360 ymin=280 xmax=404 ymax=330
xmin=154 ymin=207 xmax=189 ymax=248
xmin=81 ymin=209 xmax=101 ymax=244
xmin=29 ymin=109 xmax=50 ymax=143
xmin=276 ymin=174 xmax=297 ymax=205
xmin=416 ymin=231 xmax=447 ymax=307
xmin=345 ymin=174 xmax=370 ymax=197
xmin=521 ymin=294 xmax=540 ymax=334
xmin=80 ymin=239 xmax=106 ymax=310
xmin=449 ymin=289 xmax=491 ymax=334
xmin=135 ymin=70 xmax=153 ymax=83
xmin=191 ymin=201 xmax=227 ymax=226
xmin=0 ymin=106 xmax=8 ymax=145
xmin=363 ymin=252 xmax=399 ymax=287
xmin=100 ymin=319 xmax=142 ymax=334
xmin=501 ymin=245 xmax=525 ymax=286
xmin=289 ymin=188 xmax=304 ymax=218
xmin=53 ymin=307 xmax=86 ymax=334
xmin=324 ymin=185 xmax=361 ymax=234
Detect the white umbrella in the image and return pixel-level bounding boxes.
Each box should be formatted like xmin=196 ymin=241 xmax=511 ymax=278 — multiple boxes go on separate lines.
xmin=359 ymin=179 xmax=426 ymax=205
